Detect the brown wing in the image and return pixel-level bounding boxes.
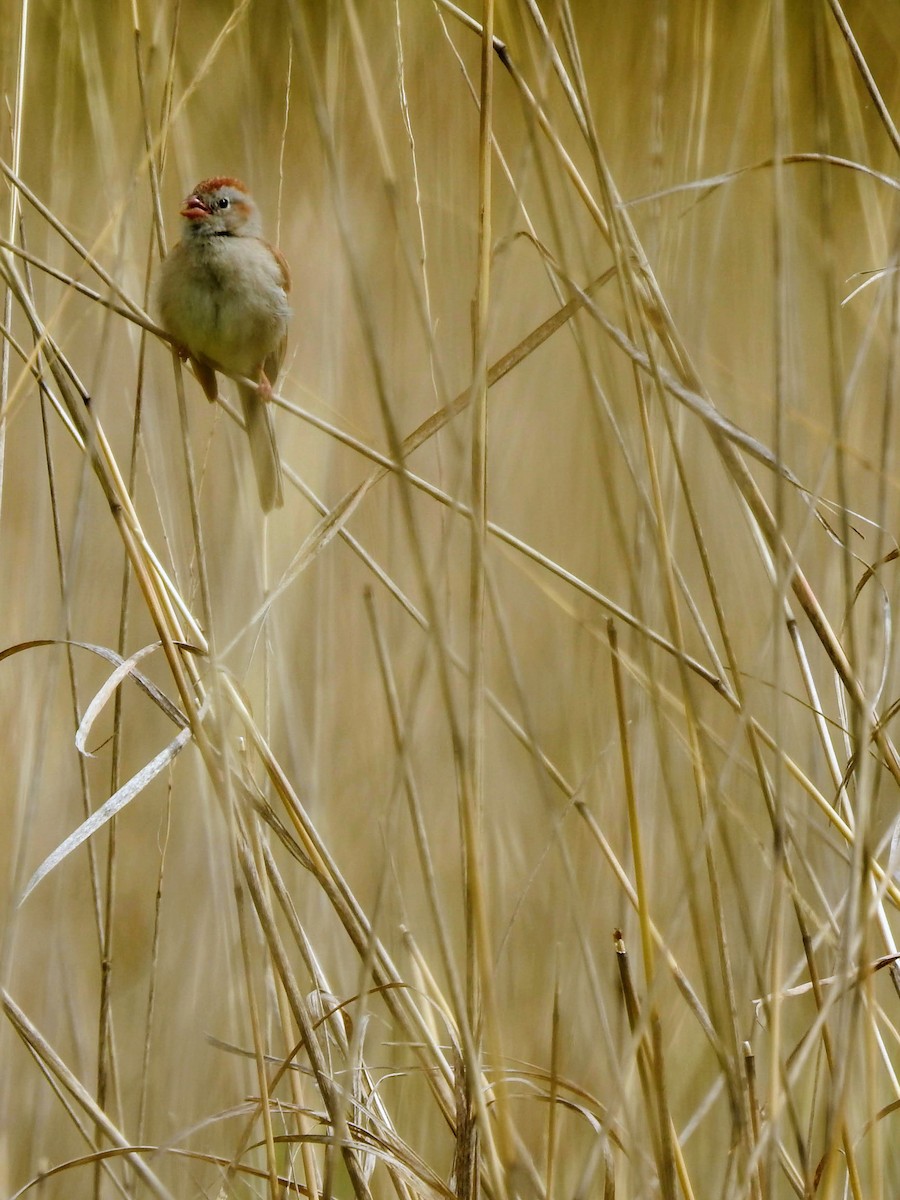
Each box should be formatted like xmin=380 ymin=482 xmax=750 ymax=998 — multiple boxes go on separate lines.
xmin=263 ymin=338 xmax=287 ymax=390
xmin=192 ymin=356 xmax=219 ymax=403
xmin=263 ymin=240 xmax=290 ymax=385
xmin=267 ymin=241 xmax=291 ymax=293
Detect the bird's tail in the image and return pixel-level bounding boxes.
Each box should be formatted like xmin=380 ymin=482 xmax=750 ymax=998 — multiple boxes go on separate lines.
xmin=239 ymin=383 xmax=284 ymax=512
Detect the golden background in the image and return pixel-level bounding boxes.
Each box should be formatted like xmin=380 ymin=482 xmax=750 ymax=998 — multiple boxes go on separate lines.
xmin=1 ymin=2 xmax=899 ymax=1197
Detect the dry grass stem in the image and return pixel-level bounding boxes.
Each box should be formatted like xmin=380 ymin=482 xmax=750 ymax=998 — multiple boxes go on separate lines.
xmin=3 ymin=4 xmax=900 ymax=1199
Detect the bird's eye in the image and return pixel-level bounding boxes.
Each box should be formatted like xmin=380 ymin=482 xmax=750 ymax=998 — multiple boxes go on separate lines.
xmin=216 ymin=197 xmax=230 ymax=210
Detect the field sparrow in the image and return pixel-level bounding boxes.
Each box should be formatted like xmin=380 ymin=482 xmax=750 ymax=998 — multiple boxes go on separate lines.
xmin=157 ymin=176 xmax=291 ymax=511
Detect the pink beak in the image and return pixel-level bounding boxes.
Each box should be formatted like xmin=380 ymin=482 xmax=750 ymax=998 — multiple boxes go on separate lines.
xmin=181 ymin=194 xmax=212 ymax=220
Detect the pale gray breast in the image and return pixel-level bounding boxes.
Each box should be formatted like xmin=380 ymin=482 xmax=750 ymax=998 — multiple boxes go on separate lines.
xmin=158 ymin=237 xmax=289 ymax=378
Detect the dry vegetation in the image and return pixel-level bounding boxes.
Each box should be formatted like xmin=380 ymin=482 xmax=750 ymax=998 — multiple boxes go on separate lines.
xmin=2 ymin=1 xmax=900 ymax=1197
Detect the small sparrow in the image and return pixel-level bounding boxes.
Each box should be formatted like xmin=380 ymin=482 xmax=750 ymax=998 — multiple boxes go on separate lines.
xmin=157 ymin=176 xmax=291 ymax=512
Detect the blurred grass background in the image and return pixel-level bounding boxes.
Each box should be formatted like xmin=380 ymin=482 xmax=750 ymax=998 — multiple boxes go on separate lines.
xmin=2 ymin=1 xmax=900 ymax=1197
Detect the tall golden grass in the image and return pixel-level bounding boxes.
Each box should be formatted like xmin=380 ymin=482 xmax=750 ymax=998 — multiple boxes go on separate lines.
xmin=2 ymin=2 xmax=900 ymax=1197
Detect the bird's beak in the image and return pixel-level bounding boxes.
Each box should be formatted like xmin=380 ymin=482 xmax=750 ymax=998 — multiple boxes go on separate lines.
xmin=181 ymin=194 xmax=212 ymax=220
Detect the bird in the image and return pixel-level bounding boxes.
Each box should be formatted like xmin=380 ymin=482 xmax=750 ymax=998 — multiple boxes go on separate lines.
xmin=156 ymin=176 xmax=291 ymax=512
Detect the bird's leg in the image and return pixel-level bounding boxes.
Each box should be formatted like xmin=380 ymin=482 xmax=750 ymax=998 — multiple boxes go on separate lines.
xmin=256 ymin=371 xmax=273 ymax=402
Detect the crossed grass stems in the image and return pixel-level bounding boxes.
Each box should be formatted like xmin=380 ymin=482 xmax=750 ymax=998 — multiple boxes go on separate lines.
xmin=3 ymin=6 xmax=900 ymax=1200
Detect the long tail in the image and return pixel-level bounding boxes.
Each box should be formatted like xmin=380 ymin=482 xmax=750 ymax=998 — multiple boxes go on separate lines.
xmin=239 ymin=383 xmax=284 ymax=512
